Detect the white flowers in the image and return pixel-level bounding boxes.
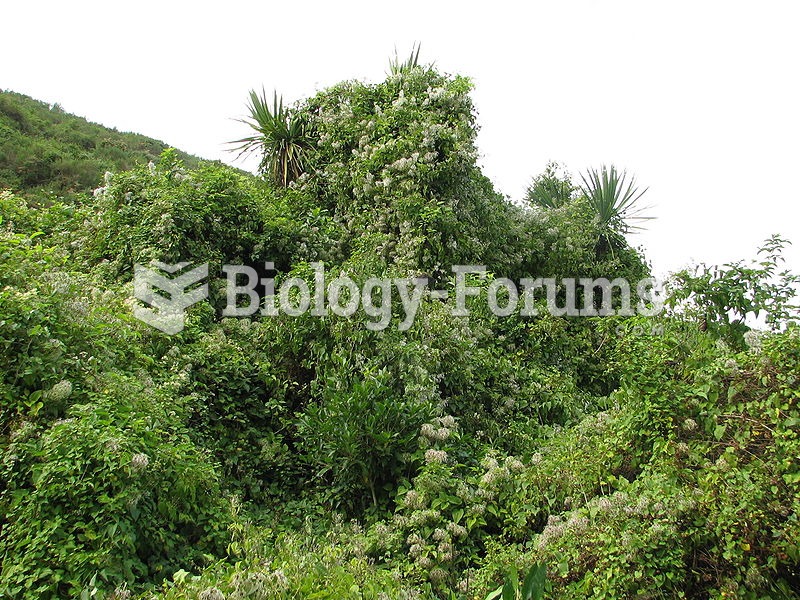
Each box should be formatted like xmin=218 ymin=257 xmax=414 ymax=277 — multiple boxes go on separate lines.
xmin=480 ymin=456 xmax=499 ymax=471
xmin=566 ymin=513 xmax=589 ymax=534
xmin=130 ymin=452 xmax=150 ymax=472
xmin=596 ymin=497 xmax=613 ymax=512
xmin=426 ymin=86 xmax=446 ymax=101
xmin=408 ymin=542 xmax=423 ymax=558
xmin=392 ymin=90 xmax=407 ymax=108
xmin=198 ymin=588 xmax=225 ymax=600
xmin=505 ymin=457 xmax=525 ymax=472
xmin=404 ymin=489 xmax=424 ymax=510
xmin=420 ymin=423 xmax=450 ymax=442
xmin=478 ymin=454 xmax=523 ymax=490
xmin=446 ymin=522 xmax=467 ymax=539
xmin=536 ymin=514 xmax=566 ymax=550
xmin=424 ymin=449 xmax=448 ymax=464
xmin=44 ymin=380 xmax=73 ymax=403
xmin=421 ymin=415 xmax=457 ymax=442
xmin=744 ymin=329 xmax=764 ymax=352
xmin=387 ymin=155 xmax=417 ymax=173
xmin=408 ymin=508 xmax=441 ymax=526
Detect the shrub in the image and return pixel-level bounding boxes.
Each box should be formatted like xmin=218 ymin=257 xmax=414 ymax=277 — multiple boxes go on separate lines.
xmin=0 ymin=374 xmax=231 ymax=598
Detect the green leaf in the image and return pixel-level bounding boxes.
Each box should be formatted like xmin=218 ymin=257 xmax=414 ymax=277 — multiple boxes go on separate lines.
xmin=502 ymin=567 xmax=519 ymax=600
xmin=557 ymin=560 xmax=569 ymax=577
xmin=522 ymin=564 xmax=546 ymax=600
xmin=485 ymin=586 xmax=504 ymax=600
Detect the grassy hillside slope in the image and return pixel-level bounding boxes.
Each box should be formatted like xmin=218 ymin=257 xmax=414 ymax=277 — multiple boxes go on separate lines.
xmin=0 ymin=90 xmax=202 ymax=198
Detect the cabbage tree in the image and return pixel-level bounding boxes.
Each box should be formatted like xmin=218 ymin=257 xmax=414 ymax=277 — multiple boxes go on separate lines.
xmin=232 ymin=89 xmax=312 ymax=187
xmin=580 ymin=164 xmax=651 ymax=233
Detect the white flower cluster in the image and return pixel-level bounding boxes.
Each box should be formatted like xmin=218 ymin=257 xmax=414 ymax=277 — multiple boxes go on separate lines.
xmin=536 ymin=488 xmax=684 ymax=554
xmin=478 ymin=454 xmax=525 ymax=492
xmin=407 ymin=508 xmax=441 ymax=527
xmin=744 ymin=329 xmax=764 ymax=352
xmin=566 ymin=512 xmax=590 ymax=534
xmin=130 ymin=452 xmax=149 ymax=472
xmin=198 ymin=588 xmax=225 ymax=600
xmin=536 ymin=514 xmax=566 ymax=551
xmin=9 ymin=420 xmax=35 ymax=442
xmin=41 ymin=271 xmax=73 ymax=294
xmin=387 ymin=153 xmax=420 ymax=174
xmin=404 ymin=519 xmax=463 ymax=577
xmin=424 ymin=449 xmax=448 ymax=464
xmin=66 ymin=299 xmax=89 ymax=318
xmin=403 ymin=489 xmax=424 ymax=510
xmin=391 ymin=89 xmax=407 ymax=108
xmin=227 ymin=569 xmax=289 ymax=599
xmin=420 ymin=423 xmax=450 ymax=442
xmin=44 ymin=380 xmax=73 ymax=403
xmin=446 ymin=521 xmax=467 ymax=539
xmin=420 ymin=414 xmax=457 ymax=448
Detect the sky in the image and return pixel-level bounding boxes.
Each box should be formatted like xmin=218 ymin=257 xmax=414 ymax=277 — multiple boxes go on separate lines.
xmin=2 ymin=0 xmax=799 ymax=280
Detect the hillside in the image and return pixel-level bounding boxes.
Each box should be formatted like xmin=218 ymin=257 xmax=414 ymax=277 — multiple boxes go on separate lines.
xmin=0 ymin=90 xmax=202 ymax=199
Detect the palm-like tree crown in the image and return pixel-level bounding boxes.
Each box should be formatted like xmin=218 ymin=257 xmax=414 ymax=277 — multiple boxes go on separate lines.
xmin=232 ymin=89 xmax=312 ymax=187
xmin=579 ymin=164 xmax=652 ymax=233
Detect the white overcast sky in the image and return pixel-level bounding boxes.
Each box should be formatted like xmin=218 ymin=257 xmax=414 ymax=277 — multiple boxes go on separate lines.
xmin=2 ymin=1 xmax=799 ymax=279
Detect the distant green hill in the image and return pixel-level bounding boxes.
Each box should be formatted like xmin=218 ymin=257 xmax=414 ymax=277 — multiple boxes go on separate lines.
xmin=0 ymin=90 xmax=203 ymax=199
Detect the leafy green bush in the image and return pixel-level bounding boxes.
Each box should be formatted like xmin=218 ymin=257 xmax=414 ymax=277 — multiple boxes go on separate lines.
xmin=298 ymin=365 xmax=434 ymax=514
xmin=166 ymin=318 xmax=301 ymax=502
xmin=669 ymin=234 xmax=800 ymax=350
xmin=0 ymin=374 xmax=231 ymax=599
xmin=292 ymin=66 xmax=523 ymax=277
xmin=0 ymin=211 xmax=140 ymax=433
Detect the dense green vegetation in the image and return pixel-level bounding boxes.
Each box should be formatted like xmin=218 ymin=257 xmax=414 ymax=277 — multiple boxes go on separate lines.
xmin=1 ymin=56 xmax=799 ymax=599
xmin=0 ymin=90 xmax=201 ymax=200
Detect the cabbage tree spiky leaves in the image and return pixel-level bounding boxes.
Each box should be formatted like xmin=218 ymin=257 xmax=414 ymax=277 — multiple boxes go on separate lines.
xmin=231 ymin=89 xmax=312 ymax=187
xmin=580 ymin=165 xmax=652 ymax=232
